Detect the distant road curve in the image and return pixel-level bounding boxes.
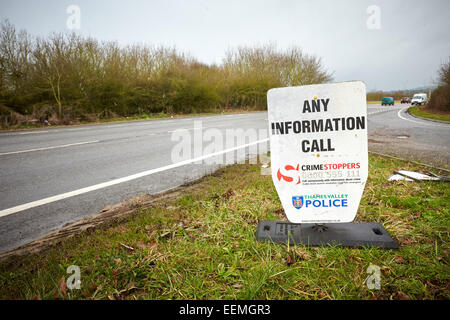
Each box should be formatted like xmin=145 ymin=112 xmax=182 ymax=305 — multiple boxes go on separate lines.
xmin=367 ymin=103 xmax=449 ymax=168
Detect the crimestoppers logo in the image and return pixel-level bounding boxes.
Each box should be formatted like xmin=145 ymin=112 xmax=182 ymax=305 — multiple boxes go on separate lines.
xmin=277 ymin=164 xmax=301 ymax=184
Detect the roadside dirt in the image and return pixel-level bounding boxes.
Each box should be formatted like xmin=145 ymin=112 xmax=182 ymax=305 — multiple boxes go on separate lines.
xmin=1 ymin=147 xmax=447 ymax=264
xmin=369 ymin=128 xmax=450 ymax=169
xmin=0 ymin=179 xmax=208 ymax=263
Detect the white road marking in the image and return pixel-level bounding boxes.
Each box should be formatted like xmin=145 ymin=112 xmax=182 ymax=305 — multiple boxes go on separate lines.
xmin=397 ymin=107 xmax=433 ymax=126
xmin=368 ymin=110 xmax=389 ymax=115
xmin=167 ymin=128 xmax=201 ymax=133
xmin=397 ymin=107 xmax=423 ymax=124
xmin=0 ymin=138 xmax=269 ymax=218
xmin=66 ymin=127 xmax=96 ymax=131
xmin=397 ymin=107 xmax=449 ymax=128
xmin=167 ymin=124 xmax=231 ymax=133
xmin=18 ymin=130 xmax=50 ymax=135
xmin=0 ymin=140 xmax=99 ymax=156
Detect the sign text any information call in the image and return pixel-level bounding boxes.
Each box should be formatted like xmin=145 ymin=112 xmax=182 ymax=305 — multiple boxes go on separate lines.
xmin=268 ymin=81 xmax=368 ymax=223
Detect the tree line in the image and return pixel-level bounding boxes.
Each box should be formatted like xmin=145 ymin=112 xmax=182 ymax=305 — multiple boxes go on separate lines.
xmin=428 ymin=58 xmax=450 ymax=112
xmin=367 ymin=58 xmax=450 ymax=112
xmin=0 ymin=20 xmax=332 ymax=126
xmin=366 ymin=91 xmax=415 ymax=101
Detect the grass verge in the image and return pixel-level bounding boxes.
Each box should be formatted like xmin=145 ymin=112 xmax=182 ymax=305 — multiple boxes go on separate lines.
xmin=408 ymin=106 xmax=450 ymax=123
xmin=0 ymin=154 xmax=448 ymax=300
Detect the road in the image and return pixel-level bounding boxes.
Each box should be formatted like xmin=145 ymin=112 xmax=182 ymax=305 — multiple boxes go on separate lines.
xmin=0 ymin=104 xmax=449 ymax=253
xmin=367 ymin=104 xmax=450 ymax=168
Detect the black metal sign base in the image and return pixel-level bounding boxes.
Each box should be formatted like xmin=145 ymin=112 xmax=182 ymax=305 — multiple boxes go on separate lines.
xmin=256 ymin=220 xmax=398 ymax=249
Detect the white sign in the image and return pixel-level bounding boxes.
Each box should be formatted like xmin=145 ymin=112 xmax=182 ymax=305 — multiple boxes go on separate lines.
xmin=267 ymin=81 xmax=368 ymax=223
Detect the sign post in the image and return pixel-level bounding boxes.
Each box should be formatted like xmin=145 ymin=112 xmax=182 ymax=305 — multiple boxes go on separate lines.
xmin=256 ymin=81 xmax=397 ymax=248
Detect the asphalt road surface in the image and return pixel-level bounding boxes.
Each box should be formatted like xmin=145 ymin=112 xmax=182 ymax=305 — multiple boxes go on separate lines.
xmin=1 ymin=104 xmax=449 ymax=253
xmin=367 ymin=103 xmax=450 ymax=168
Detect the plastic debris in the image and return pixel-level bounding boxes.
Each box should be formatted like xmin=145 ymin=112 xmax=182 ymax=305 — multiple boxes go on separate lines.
xmin=388 ymin=170 xmax=450 ymax=182
xmin=119 ymin=242 xmax=134 ymax=251
xmin=388 ymin=174 xmax=414 ymax=181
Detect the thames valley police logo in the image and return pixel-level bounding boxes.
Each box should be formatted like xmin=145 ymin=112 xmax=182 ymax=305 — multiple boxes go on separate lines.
xmin=292 ymin=196 xmax=304 ymax=209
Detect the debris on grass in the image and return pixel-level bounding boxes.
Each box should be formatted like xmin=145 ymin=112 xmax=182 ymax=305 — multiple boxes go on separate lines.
xmin=388 ymin=170 xmax=449 ymax=182
xmin=0 ymin=154 xmax=448 ymax=300
xmin=118 ymin=242 xmax=134 ymax=252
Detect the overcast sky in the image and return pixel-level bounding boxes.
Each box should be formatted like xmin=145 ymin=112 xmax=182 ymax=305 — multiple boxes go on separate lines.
xmin=1 ymin=0 xmax=449 ymax=91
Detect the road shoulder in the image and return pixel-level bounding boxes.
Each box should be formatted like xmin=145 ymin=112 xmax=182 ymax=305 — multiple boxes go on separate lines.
xmin=407 ymin=106 xmax=450 ymax=124
xmin=1 ymin=155 xmax=448 ymax=299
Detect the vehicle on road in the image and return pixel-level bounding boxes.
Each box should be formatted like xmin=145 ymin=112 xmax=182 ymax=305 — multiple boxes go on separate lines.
xmin=401 ymin=97 xmax=411 ymax=104
xmin=381 ymin=97 xmax=395 ymax=106
xmin=411 ymin=93 xmax=427 ymax=106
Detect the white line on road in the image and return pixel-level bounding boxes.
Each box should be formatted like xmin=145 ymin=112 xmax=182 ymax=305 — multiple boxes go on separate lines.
xmin=167 ymin=127 xmax=203 ymax=133
xmin=368 ymin=110 xmax=386 ymax=115
xmin=167 ymin=124 xmax=232 ymax=133
xmin=397 ymin=107 xmax=449 ymax=128
xmin=18 ymin=130 xmax=50 ymax=135
xmin=0 ymin=140 xmax=99 ymax=156
xmin=0 ymin=138 xmax=269 ymax=218
xmin=397 ymin=107 xmax=427 ymax=125
xmin=105 ymin=124 xmax=126 ymax=128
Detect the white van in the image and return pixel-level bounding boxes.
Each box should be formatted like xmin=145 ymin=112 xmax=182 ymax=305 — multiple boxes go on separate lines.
xmin=411 ymin=93 xmax=427 ymax=106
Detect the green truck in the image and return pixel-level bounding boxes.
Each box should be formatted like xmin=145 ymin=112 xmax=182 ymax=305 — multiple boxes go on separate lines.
xmin=381 ymin=97 xmax=394 ymax=106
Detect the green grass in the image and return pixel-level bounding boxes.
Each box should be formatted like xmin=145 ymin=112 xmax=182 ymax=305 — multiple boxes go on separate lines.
xmin=408 ymin=105 xmax=450 ymax=123
xmin=0 ymin=154 xmax=448 ymax=300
